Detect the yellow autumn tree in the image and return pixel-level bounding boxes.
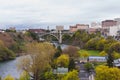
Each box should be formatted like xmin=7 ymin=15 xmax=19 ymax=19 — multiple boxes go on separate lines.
xmin=99 ymin=51 xmax=107 ymax=56
xmin=56 ymin=54 xmax=69 ymax=67
xmin=17 ymin=42 xmax=55 ymax=80
xmin=61 ymin=70 xmax=79 ymax=80
xmin=95 ymin=65 xmax=120 ymax=80
xmin=4 ymin=75 xmax=14 ymax=80
xmin=19 ymin=71 xmax=30 ymax=80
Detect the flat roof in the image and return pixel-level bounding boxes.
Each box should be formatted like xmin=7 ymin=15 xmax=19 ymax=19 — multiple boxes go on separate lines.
xmin=89 ymin=56 xmax=106 ymax=59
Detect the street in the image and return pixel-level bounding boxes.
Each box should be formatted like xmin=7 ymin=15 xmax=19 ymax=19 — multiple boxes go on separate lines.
xmin=77 ymin=62 xmax=94 ymax=80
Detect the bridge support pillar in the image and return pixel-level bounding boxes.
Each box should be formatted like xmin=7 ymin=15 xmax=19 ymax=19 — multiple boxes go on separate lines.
xmin=59 ymin=30 xmax=62 ymax=44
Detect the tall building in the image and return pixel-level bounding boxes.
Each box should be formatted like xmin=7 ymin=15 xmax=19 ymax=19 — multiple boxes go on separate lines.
xmin=114 ymin=18 xmax=120 ymax=25
xmin=101 ymin=20 xmax=118 ymax=36
xmin=102 ymin=20 xmax=117 ymax=27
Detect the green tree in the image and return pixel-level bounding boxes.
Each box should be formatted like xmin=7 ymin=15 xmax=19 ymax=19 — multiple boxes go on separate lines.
xmin=109 ymin=42 xmax=120 ymax=53
xmin=97 ymin=38 xmax=106 ymax=51
xmin=71 ymin=30 xmax=89 ymax=48
xmin=84 ymin=62 xmax=94 ymax=72
xmin=113 ymin=51 xmax=120 ymax=59
xmin=61 ymin=70 xmax=79 ymax=80
xmin=44 ymin=70 xmax=55 ymax=80
xmin=54 ymin=46 xmax=62 ymax=59
xmin=107 ymin=51 xmax=114 ymax=67
xmin=68 ymin=58 xmax=75 ymax=71
xmin=0 ymin=40 xmax=15 ymax=61
xmin=85 ymin=37 xmax=100 ymax=50
xmin=28 ymin=31 xmax=39 ymax=41
xmin=106 ymin=42 xmax=120 ymax=67
xmin=62 ymin=34 xmax=71 ymax=42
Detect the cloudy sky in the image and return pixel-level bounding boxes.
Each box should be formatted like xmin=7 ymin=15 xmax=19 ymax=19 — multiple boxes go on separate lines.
xmin=0 ymin=0 xmax=120 ymax=29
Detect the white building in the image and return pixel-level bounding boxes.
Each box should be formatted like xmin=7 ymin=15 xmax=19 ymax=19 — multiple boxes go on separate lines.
xmin=114 ymin=18 xmax=120 ymax=25
xmin=91 ymin=22 xmax=102 ymax=28
xmin=102 ymin=25 xmax=120 ymax=36
xmin=88 ymin=56 xmax=106 ymax=62
xmin=114 ymin=59 xmax=120 ymax=67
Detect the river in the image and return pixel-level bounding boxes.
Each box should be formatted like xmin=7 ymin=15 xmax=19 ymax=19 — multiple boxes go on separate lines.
xmin=0 ymin=57 xmax=21 ymax=79
xmin=0 ymin=43 xmax=68 ymax=79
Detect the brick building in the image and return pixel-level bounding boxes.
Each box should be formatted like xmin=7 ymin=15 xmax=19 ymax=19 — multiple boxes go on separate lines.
xmin=102 ymin=20 xmax=117 ymax=27
xmin=69 ymin=24 xmax=89 ymax=32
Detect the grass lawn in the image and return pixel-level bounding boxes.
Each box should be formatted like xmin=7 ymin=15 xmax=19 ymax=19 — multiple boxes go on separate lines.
xmin=79 ymin=49 xmax=100 ymax=56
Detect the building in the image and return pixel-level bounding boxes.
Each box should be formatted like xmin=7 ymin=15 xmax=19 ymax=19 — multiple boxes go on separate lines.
xmin=91 ymin=22 xmax=101 ymax=28
xmin=0 ymin=29 xmax=4 ymax=33
xmin=9 ymin=27 xmax=16 ymax=31
xmin=102 ymin=25 xmax=120 ymax=37
xmin=56 ymin=26 xmax=64 ymax=31
xmin=102 ymin=20 xmax=117 ymax=27
xmin=88 ymin=22 xmax=102 ymax=34
xmin=69 ymin=24 xmax=89 ymax=32
xmin=114 ymin=58 xmax=120 ymax=67
xmin=101 ymin=20 xmax=119 ymax=37
xmin=88 ymin=56 xmax=106 ymax=62
xmin=29 ymin=29 xmax=46 ymax=33
xmin=114 ymin=18 xmax=120 ymax=25
xmin=88 ymin=28 xmax=98 ymax=34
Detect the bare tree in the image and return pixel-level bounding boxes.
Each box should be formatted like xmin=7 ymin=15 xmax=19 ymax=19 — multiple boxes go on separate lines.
xmin=63 ymin=46 xmax=79 ymax=59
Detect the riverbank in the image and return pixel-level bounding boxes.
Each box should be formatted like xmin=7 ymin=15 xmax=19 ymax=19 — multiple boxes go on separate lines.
xmin=0 ymin=43 xmax=70 ymax=79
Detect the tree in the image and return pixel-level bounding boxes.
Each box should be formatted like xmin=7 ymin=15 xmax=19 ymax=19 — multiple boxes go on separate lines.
xmin=61 ymin=70 xmax=79 ymax=80
xmin=0 ymin=40 xmax=15 ymax=61
xmin=107 ymin=51 xmax=114 ymax=67
xmin=28 ymin=31 xmax=39 ymax=41
xmin=56 ymin=54 xmax=69 ymax=67
xmin=44 ymin=70 xmax=55 ymax=80
xmin=96 ymin=38 xmax=106 ymax=51
xmin=106 ymin=42 xmax=120 ymax=67
xmin=113 ymin=51 xmax=120 ymax=59
xmin=4 ymin=75 xmax=14 ymax=80
xmin=99 ymin=51 xmax=107 ymax=56
xmin=19 ymin=71 xmax=30 ymax=80
xmin=17 ymin=42 xmax=55 ymax=80
xmin=54 ymin=46 xmax=62 ymax=59
xmin=68 ymin=58 xmax=75 ymax=71
xmin=84 ymin=62 xmax=94 ymax=72
xmin=79 ymin=50 xmax=89 ymax=58
xmin=95 ymin=65 xmax=120 ymax=80
xmin=109 ymin=42 xmax=120 ymax=53
xmin=63 ymin=46 xmax=79 ymax=59
xmin=85 ymin=37 xmax=100 ymax=50
xmin=62 ymin=34 xmax=71 ymax=42
xmin=71 ymin=30 xmax=89 ymax=48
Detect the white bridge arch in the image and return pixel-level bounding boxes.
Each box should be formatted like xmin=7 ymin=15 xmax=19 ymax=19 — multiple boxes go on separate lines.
xmin=38 ymin=31 xmax=73 ymax=43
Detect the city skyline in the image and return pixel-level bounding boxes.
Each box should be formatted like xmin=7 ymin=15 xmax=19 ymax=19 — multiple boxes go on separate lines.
xmin=0 ymin=0 xmax=120 ymax=29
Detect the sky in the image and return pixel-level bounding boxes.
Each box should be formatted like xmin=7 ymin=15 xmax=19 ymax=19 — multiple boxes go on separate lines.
xmin=0 ymin=0 xmax=120 ymax=29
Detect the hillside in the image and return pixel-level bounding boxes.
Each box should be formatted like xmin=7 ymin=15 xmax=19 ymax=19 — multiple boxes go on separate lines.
xmin=0 ymin=32 xmax=15 ymax=47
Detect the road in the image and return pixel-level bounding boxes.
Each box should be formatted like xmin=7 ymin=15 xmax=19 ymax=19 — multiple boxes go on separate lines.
xmin=77 ymin=62 xmax=95 ymax=80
